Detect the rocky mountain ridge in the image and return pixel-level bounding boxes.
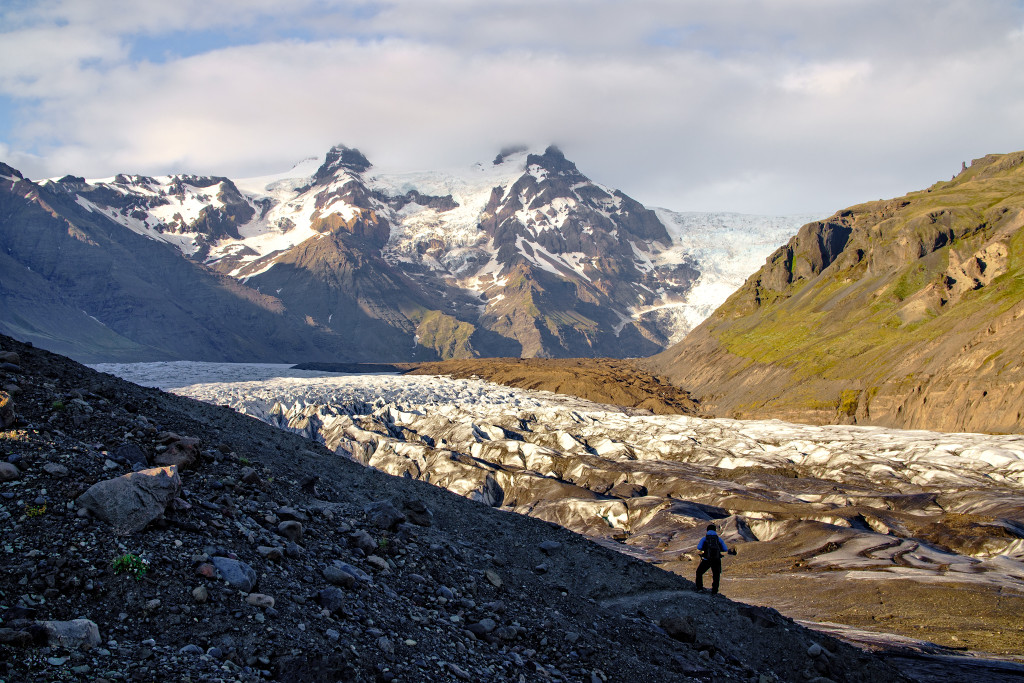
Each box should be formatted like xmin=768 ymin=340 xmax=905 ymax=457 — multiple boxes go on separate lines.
xmin=648 ymin=151 xmax=1024 ymax=434
xmin=1 ymin=148 xmax=812 ymax=362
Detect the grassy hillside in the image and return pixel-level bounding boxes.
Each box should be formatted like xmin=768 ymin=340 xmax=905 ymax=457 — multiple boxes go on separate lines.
xmin=648 ymin=152 xmax=1024 ymax=433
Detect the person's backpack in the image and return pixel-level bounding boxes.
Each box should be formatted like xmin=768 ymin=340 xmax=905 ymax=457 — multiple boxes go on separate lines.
xmin=702 ymin=534 xmax=722 ymax=561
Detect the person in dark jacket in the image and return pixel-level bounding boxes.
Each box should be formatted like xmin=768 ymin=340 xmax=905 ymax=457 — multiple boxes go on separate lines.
xmin=694 ymin=523 xmax=735 ymax=594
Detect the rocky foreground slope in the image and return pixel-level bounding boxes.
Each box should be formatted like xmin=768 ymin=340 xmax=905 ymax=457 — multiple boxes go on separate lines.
xmin=0 ymin=334 xmax=904 ymax=682
xmin=648 ymin=151 xmax=1024 ymax=434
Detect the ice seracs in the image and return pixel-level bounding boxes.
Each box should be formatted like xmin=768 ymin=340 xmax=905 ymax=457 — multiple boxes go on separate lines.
xmin=95 ymin=361 xmax=1024 ymax=598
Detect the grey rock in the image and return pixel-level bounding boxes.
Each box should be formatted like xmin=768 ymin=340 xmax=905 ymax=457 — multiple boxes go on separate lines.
xmin=317 ymin=587 xmax=345 ymax=613
xmin=257 ymin=545 xmax=284 ymax=562
xmin=403 ymin=499 xmax=433 ymax=526
xmin=179 ymin=644 xmax=203 ymax=655
xmin=113 ymin=444 xmax=148 ymax=467
xmin=0 ymin=462 xmax=20 ymax=482
xmin=350 ymin=529 xmax=376 ymax=553
xmin=239 ymin=466 xmax=260 ymax=484
xmin=43 ymin=462 xmax=69 ymax=477
xmin=75 ymin=466 xmax=181 ymax=533
xmin=495 ymin=625 xmax=518 ymax=640
xmin=41 ymin=619 xmax=101 ymax=650
xmin=323 ymin=566 xmax=355 ymax=588
xmin=246 ymin=593 xmax=275 ymax=609
xmin=211 ymin=556 xmax=257 ymax=592
xmin=466 ymin=618 xmax=497 ymax=636
xmin=277 ymin=520 xmax=303 ymax=543
xmin=276 ymin=506 xmax=307 ymax=521
xmin=366 ymin=555 xmax=389 ymax=571
xmin=538 ymin=540 xmax=562 ymax=555
xmin=364 ymin=499 xmax=405 ymax=530
xmin=151 ymin=434 xmax=199 ymax=469
xmin=192 ymin=585 xmax=208 ymax=603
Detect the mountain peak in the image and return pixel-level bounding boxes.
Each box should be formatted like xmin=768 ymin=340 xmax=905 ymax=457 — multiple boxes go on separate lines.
xmin=314 ymin=144 xmax=372 ymax=183
xmin=526 ymin=145 xmax=580 ymax=177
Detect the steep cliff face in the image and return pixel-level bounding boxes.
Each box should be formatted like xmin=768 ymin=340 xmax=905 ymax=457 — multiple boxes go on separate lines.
xmin=649 ymin=151 xmax=1024 ymax=433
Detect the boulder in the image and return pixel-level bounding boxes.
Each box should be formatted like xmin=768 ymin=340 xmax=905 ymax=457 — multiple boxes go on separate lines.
xmin=40 ymin=619 xmax=101 ymax=650
xmin=76 ymin=466 xmax=181 ymax=533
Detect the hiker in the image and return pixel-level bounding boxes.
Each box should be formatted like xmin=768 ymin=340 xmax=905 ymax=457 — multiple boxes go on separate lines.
xmin=694 ymin=523 xmax=736 ymax=595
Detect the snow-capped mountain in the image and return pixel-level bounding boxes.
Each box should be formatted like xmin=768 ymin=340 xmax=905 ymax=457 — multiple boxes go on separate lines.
xmin=10 ymin=147 xmax=816 ymax=361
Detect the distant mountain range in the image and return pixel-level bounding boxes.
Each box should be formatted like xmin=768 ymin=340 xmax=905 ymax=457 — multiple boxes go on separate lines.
xmin=649 ymin=151 xmax=1024 ymax=433
xmin=0 ymin=146 xmax=812 ymax=362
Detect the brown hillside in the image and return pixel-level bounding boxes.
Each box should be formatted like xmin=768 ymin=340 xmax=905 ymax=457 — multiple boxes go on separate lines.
xmin=407 ymin=358 xmax=701 ymax=415
xmin=647 ymin=152 xmax=1024 ymax=433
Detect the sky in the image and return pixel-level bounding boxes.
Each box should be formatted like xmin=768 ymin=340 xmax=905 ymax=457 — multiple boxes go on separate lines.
xmin=2 ymin=0 xmax=1024 ymax=215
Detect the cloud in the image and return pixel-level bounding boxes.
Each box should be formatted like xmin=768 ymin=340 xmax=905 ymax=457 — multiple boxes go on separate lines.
xmin=1 ymin=1 xmax=1024 ymax=213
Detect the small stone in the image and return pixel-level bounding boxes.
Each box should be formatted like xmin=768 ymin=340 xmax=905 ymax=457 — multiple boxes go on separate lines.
xmin=276 ymin=506 xmax=307 ymax=521
xmin=364 ymin=499 xmax=405 ymax=530
xmin=196 ymin=563 xmax=217 ymax=579
xmin=323 ymin=566 xmax=355 ymax=588
xmin=192 ymin=585 xmax=208 ymax=603
xmin=277 ymin=520 xmax=303 ymax=543
xmin=404 ymin=639 xmax=417 ymax=646
xmin=317 ymin=587 xmax=345 ymax=613
xmin=239 ymin=467 xmax=260 ymax=485
xmin=0 ymin=462 xmax=20 ymax=482
xmin=350 ymin=529 xmax=376 ymax=553
xmin=484 ymin=570 xmax=503 ymax=588
xmin=366 ymin=555 xmax=389 ymax=571
xmin=325 ymin=628 xmax=340 ymax=642
xmin=257 ymin=546 xmax=283 ymax=562
xmin=538 ymin=540 xmax=562 ymax=555
xmin=211 ymin=556 xmax=258 ymax=592
xmin=377 ymin=636 xmax=394 ymax=654
xmin=113 ymin=444 xmax=148 ymax=467
xmin=403 ymin=499 xmax=433 ymax=526
xmin=447 ymin=662 xmax=473 ymax=681
xmin=179 ymin=644 xmax=203 ymax=655
xmin=144 ymin=599 xmax=161 ymax=611
xmin=808 ymin=642 xmax=823 ymax=658
xmin=43 ymin=463 xmax=69 ymax=477
xmin=246 ymin=593 xmax=275 ymax=609
xmin=466 ymin=618 xmax=497 ymax=636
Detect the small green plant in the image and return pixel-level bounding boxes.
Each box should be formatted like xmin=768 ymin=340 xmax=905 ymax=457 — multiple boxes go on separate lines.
xmin=112 ymin=553 xmax=149 ymax=580
xmin=377 ymin=535 xmax=390 ymax=550
xmin=238 ymin=455 xmax=251 ymax=465
xmin=51 ymin=400 xmax=65 ymax=411
xmin=24 ymin=503 xmax=46 ymax=517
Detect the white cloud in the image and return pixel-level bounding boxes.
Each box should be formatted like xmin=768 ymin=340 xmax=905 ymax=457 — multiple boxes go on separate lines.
xmin=1 ymin=1 xmax=1024 ymax=214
